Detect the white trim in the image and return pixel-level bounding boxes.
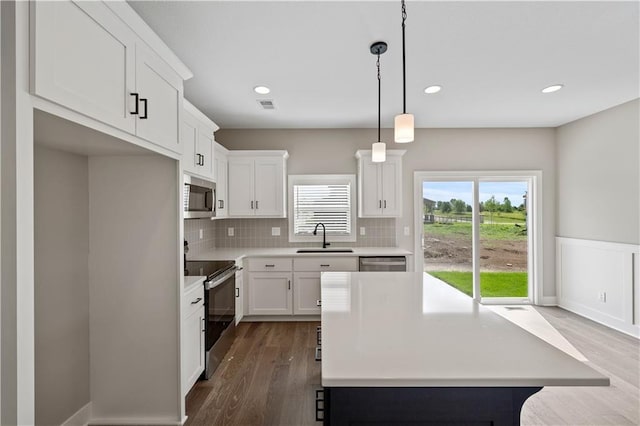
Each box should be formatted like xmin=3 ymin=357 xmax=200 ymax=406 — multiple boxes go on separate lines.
xmin=183 ymin=98 xmax=219 ymax=132
xmin=413 ymin=170 xmax=543 ymax=306
xmin=481 ymin=297 xmax=531 ymax=305
xmin=556 ymin=237 xmax=639 ymax=338
xmin=541 ymin=296 xmax=558 ymax=306
xmin=227 ymin=150 xmax=289 ymax=159
xmin=61 ymin=402 xmax=92 ymax=426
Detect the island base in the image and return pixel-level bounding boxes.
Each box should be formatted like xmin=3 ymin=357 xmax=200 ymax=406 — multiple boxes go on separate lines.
xmin=320 ymin=386 xmax=542 ymax=426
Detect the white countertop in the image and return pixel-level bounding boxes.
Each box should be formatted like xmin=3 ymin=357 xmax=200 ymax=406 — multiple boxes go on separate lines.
xmin=190 ymin=247 xmax=412 ymax=263
xmin=183 ymin=275 xmax=205 ymax=293
xmin=320 ymin=272 xmax=610 ymax=388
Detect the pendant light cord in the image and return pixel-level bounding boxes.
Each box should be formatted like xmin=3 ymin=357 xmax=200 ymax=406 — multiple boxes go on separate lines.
xmin=401 ymin=0 xmax=407 ymax=114
xmin=377 ymin=53 xmax=381 ymax=143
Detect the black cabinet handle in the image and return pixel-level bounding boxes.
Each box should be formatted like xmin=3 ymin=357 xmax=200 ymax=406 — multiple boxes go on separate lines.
xmin=221 ymin=200 xmax=224 ymax=209
xmin=140 ymin=98 xmax=148 ymax=119
xmin=191 ymin=297 xmax=202 ymax=304
xmin=265 ymin=264 xmax=275 ymax=268
xmin=251 ymin=200 xmax=254 ymax=209
xmin=200 ymin=154 xmax=205 ymax=167
xmin=379 ymin=200 xmax=382 ymax=208
xmin=130 ymin=93 xmax=139 ymax=115
xmin=384 ymin=200 xmax=387 ymax=208
xmin=255 ymin=200 xmax=259 ymax=209
xmin=320 ymin=264 xmax=330 ymax=267
xmin=314 ymin=346 xmax=321 ymax=361
xmin=288 ymin=280 xmax=291 ymax=290
xmin=201 ymin=318 xmax=205 ymax=332
xmin=235 ymin=288 xmax=239 ymax=298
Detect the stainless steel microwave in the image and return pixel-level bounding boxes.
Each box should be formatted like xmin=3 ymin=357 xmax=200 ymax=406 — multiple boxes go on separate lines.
xmin=183 ymin=175 xmax=216 ymax=219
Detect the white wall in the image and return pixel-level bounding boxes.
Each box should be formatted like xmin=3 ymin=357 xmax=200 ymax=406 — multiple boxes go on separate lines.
xmin=556 ymin=99 xmax=640 ymax=336
xmin=556 ymin=98 xmax=639 ymax=245
xmin=88 ymin=155 xmax=180 ymax=423
xmin=34 ymin=146 xmax=90 ymax=425
xmin=217 ymin=127 xmax=557 ymax=297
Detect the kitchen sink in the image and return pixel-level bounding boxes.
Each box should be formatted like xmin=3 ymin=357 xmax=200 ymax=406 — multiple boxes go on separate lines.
xmin=296 ymin=248 xmax=354 ymax=253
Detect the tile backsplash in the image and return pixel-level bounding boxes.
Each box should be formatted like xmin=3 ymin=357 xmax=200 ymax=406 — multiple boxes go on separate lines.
xmin=184 ymin=217 xmax=396 ymax=255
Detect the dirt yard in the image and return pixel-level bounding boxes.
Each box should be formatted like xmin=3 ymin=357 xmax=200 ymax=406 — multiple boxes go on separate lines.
xmin=424 ymin=235 xmax=527 ymax=272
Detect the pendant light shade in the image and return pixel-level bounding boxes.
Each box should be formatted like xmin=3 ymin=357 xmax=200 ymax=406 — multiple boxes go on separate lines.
xmin=370 ymin=41 xmax=387 ymax=162
xmin=394 ymin=113 xmax=414 ymax=143
xmin=394 ymin=0 xmax=414 ymax=143
xmin=372 ymin=142 xmax=386 ymax=162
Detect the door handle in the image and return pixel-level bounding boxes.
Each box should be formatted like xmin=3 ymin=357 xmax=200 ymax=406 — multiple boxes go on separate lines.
xmin=130 ymin=93 xmax=139 ymax=115
xmin=139 ymin=98 xmax=148 ymax=119
xmin=191 ymin=297 xmax=202 ymax=304
xmin=201 ymin=318 xmax=205 ymax=332
xmin=235 ymin=288 xmax=239 ymax=298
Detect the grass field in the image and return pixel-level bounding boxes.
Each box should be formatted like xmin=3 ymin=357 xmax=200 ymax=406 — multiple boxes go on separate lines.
xmin=424 ymin=222 xmax=527 ymax=241
xmin=429 ymin=271 xmax=528 ymax=297
xmin=429 ymin=210 xmax=526 ymax=224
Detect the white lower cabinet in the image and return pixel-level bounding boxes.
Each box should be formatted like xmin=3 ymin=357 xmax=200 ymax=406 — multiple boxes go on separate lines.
xmin=182 ymin=284 xmax=205 ymax=395
xmin=293 ymin=272 xmax=322 ymax=315
xmin=235 ymin=267 xmax=244 ymax=324
xmin=246 ymin=256 xmax=357 ymax=317
xmin=247 ymin=272 xmax=293 ymax=315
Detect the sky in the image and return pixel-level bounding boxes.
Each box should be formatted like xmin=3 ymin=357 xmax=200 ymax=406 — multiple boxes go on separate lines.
xmin=423 ymin=181 xmax=528 ymax=206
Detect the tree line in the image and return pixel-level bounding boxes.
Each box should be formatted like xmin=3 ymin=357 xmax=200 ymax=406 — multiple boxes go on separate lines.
xmin=425 ymin=196 xmax=525 ymax=215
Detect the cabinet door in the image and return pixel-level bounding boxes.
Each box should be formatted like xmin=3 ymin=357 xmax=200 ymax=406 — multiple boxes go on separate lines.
xmin=183 ymin=309 xmax=204 ymax=394
xmin=32 ymin=0 xmax=136 ymax=133
xmin=228 ymin=158 xmax=255 ymax=216
xmin=293 ymin=272 xmax=321 ymax=315
xmin=235 ymin=269 xmax=244 ymax=325
xmin=254 ymin=158 xmax=284 ymax=217
xmin=215 ymin=156 xmax=228 ymax=218
xmin=198 ymin=127 xmax=215 ymax=181
xmin=135 ymin=45 xmax=183 ymax=153
xmin=381 ymin=158 xmax=402 ymax=217
xmin=181 ymin=111 xmax=199 ymax=175
xmin=247 ymin=272 xmax=292 ymax=315
xmin=360 ymin=160 xmax=382 ymax=216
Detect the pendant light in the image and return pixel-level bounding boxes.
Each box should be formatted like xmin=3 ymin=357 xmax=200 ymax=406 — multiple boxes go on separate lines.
xmin=394 ymin=0 xmax=414 ymax=143
xmin=371 ymin=41 xmax=387 ymax=163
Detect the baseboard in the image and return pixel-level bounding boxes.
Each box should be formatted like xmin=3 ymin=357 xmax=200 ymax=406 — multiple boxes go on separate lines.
xmin=241 ymin=315 xmax=320 ymax=322
xmin=61 ymin=402 xmax=91 ymax=426
xmin=540 ymin=296 xmax=557 ymax=306
xmin=559 ymin=300 xmax=640 ymax=339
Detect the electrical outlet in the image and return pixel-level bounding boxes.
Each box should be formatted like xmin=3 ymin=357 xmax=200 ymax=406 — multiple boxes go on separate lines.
xmin=598 ymin=292 xmax=607 ymax=303
xmin=360 ymin=227 xmax=366 ymax=236
xmin=199 ymin=229 xmax=204 ymax=240
xmin=271 ymin=227 xmax=281 ymax=236
xmin=404 ymin=226 xmax=410 ymax=236
xmin=228 ymin=227 xmax=234 ymax=237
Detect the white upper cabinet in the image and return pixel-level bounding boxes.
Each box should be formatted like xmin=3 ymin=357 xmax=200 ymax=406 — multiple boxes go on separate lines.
xmin=227 ymin=151 xmax=288 ymax=218
xmin=31 ymin=0 xmax=192 ymax=154
xmin=214 ymin=143 xmax=229 ymax=218
xmin=355 ymin=150 xmax=405 ymax=217
xmin=182 ymin=100 xmax=218 ymax=181
xmin=31 ymin=1 xmax=137 ymax=134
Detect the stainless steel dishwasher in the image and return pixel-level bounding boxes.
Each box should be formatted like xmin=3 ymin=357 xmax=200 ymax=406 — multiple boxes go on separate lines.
xmin=358 ymin=256 xmax=407 ymax=271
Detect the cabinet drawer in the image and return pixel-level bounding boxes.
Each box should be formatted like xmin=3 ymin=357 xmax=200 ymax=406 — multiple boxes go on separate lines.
xmin=183 ymin=284 xmax=204 ymax=318
xmin=247 ymin=257 xmax=292 ymax=272
xmin=293 ymin=257 xmax=358 ymax=272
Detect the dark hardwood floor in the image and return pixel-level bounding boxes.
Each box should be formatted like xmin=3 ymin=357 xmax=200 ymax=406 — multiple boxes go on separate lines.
xmin=186 ymin=309 xmax=639 ymax=426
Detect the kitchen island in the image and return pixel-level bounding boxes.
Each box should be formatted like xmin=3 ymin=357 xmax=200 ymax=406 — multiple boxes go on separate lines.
xmin=319 ymin=272 xmax=609 ymax=425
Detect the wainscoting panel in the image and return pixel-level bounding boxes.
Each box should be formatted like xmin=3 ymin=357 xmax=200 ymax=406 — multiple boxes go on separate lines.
xmin=556 ymin=237 xmax=639 ymax=338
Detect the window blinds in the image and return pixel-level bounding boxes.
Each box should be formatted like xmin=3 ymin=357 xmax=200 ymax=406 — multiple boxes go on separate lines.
xmin=293 ymin=183 xmax=352 ymax=235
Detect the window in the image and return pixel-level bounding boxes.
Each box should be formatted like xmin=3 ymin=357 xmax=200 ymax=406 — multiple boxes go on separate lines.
xmin=288 ymin=175 xmax=356 ymax=242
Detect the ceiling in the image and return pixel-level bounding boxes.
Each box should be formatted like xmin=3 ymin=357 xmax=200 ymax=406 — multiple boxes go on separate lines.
xmin=129 ymin=1 xmax=639 ymax=129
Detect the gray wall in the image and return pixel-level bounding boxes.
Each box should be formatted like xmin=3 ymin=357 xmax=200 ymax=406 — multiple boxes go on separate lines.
xmin=557 ymin=99 xmax=640 ymax=245
xmin=217 ymin=127 xmax=557 ymax=296
xmin=34 ymin=146 xmax=90 ymax=425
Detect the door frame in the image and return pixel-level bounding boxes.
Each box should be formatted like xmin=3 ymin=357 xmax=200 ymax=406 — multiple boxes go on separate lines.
xmin=413 ymin=170 xmax=544 ymax=305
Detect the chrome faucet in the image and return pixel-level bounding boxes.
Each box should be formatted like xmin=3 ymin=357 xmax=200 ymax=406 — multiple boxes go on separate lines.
xmin=313 ymin=223 xmax=330 ymax=249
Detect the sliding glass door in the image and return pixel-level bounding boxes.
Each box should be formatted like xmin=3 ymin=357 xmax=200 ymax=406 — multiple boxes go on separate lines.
xmin=416 ymin=172 xmax=540 ymax=304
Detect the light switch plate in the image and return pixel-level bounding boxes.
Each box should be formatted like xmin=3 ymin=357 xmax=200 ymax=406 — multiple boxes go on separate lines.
xmin=360 ymin=227 xmax=366 ymax=236
xmin=404 ymin=226 xmax=410 ymax=236
xmin=272 ymin=227 xmax=281 ymax=236
xmin=228 ymin=227 xmax=234 ymax=237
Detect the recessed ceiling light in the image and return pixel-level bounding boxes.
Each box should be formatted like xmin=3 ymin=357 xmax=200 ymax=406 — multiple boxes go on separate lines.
xmin=541 ymin=84 xmax=563 ymax=93
xmin=424 ymin=85 xmax=442 ymax=94
xmin=254 ymin=85 xmax=271 ymax=95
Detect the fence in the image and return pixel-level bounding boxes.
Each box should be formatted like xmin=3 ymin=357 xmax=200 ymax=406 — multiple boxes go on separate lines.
xmin=424 ymin=214 xmax=484 ymax=224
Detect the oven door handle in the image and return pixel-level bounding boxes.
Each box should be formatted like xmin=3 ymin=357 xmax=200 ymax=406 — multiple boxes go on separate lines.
xmin=204 ymin=267 xmax=238 ymax=290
